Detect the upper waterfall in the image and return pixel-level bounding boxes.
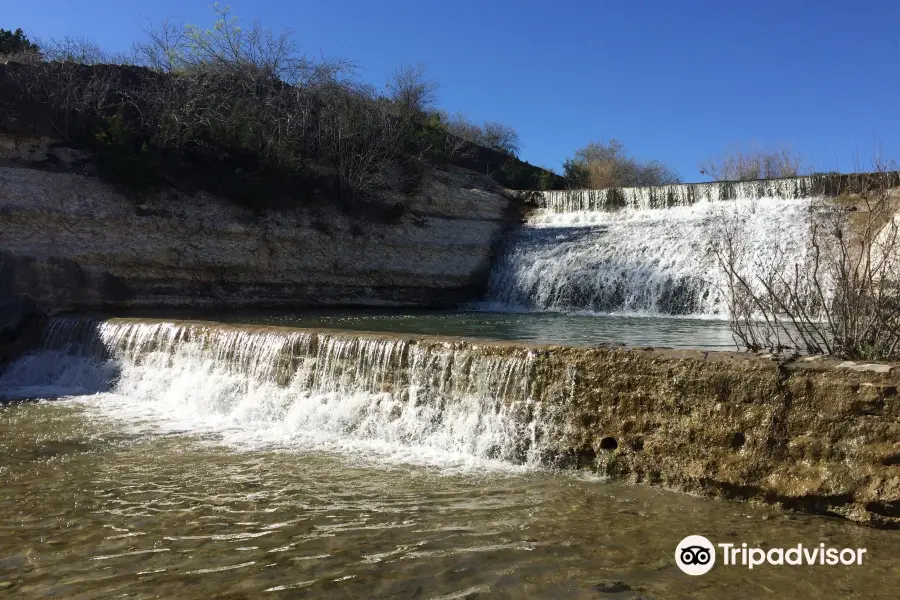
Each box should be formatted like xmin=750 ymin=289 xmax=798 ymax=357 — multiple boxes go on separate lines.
xmin=487 ymin=180 xmax=824 ymax=316
xmin=532 ymin=171 xmax=899 ymax=213
xmin=536 ymin=176 xmax=822 ymax=212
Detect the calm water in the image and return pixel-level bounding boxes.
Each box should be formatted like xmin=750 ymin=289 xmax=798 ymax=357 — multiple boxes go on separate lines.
xmin=110 ymin=308 xmax=739 ymax=351
xmin=2 ymin=400 xmax=899 ymax=599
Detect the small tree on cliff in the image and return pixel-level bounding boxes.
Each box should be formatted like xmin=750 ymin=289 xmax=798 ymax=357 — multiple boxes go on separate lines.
xmin=39 ymin=36 xmax=111 ymax=64
xmin=481 ymin=122 xmax=521 ymax=156
xmin=435 ymin=112 xmax=521 ymax=157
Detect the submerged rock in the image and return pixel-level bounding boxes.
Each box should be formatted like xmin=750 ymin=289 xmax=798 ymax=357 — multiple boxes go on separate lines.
xmin=593 ymin=580 xmax=633 ymax=594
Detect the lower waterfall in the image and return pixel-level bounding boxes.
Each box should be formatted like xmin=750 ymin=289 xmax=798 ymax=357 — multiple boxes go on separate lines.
xmin=0 ymin=319 xmax=553 ymax=468
xmin=486 ymin=195 xmax=821 ymax=316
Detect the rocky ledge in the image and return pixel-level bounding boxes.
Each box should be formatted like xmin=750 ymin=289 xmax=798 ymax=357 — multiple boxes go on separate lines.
xmin=0 ymin=134 xmax=523 ymax=311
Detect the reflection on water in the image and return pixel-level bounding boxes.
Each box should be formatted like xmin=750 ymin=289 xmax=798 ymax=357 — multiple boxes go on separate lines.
xmin=209 ymin=308 xmax=738 ymax=351
xmin=2 ymin=401 xmax=899 ymax=599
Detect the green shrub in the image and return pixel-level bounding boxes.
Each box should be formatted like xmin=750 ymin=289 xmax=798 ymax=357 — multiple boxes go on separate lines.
xmin=497 ymin=159 xmax=539 ymax=189
xmin=92 ymin=112 xmax=157 ymax=190
xmin=538 ymin=169 xmax=560 ymax=191
xmin=0 ymin=28 xmax=39 ymax=56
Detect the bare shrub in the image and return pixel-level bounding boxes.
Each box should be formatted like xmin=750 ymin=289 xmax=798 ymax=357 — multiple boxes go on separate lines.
xmin=440 ymin=112 xmax=520 ymax=157
xmin=3 ymin=59 xmax=130 ymax=140
xmin=442 ymin=112 xmax=480 ymax=142
xmin=699 ymin=143 xmax=804 ymax=181
xmin=134 ymin=6 xmax=310 ymax=84
xmin=709 ymin=157 xmax=900 ymax=359
xmin=132 ymin=18 xmax=191 ymax=73
xmin=8 ymin=5 xmax=415 ymax=202
xmin=39 ymin=37 xmax=112 ymax=65
xmin=481 ymin=122 xmax=520 ymax=156
xmin=0 ymin=50 xmax=42 ymax=65
xmin=386 ymin=63 xmax=438 ymax=115
xmin=563 ymin=139 xmax=680 ymax=189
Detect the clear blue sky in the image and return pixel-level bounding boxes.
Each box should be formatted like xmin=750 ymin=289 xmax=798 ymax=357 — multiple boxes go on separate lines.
xmin=4 ymin=0 xmax=899 ymax=179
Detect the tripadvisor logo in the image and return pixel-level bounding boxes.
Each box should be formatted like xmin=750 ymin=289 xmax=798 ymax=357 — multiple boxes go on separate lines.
xmin=676 ymin=535 xmax=716 ymax=575
xmin=675 ymin=535 xmax=868 ymax=575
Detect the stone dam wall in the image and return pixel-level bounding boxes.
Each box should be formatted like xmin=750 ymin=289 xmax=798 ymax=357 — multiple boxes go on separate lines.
xmin=529 ymin=343 xmax=900 ymax=528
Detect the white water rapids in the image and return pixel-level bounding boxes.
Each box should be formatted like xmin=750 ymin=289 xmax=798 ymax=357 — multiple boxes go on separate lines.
xmin=0 ymin=319 xmax=554 ymax=470
xmin=487 ymin=192 xmax=822 ymax=316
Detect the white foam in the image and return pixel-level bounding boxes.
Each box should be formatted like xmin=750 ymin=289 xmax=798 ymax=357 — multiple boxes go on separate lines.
xmin=3 ymin=320 xmax=553 ymax=473
xmin=0 ymin=351 xmax=118 ymax=400
xmin=488 ymin=196 xmax=822 ymax=316
xmin=537 ymin=176 xmax=821 ymax=212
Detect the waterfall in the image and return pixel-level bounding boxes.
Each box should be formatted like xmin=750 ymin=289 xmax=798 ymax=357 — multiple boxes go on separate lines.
xmin=487 ymin=194 xmax=821 ymax=316
xmin=0 ymin=319 xmax=552 ymax=467
xmin=537 ymin=175 xmax=825 ymax=212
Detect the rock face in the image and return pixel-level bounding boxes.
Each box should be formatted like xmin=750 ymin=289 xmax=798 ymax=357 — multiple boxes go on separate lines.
xmin=0 ymin=294 xmax=44 ymax=372
xmin=0 ymin=136 xmax=521 ymax=310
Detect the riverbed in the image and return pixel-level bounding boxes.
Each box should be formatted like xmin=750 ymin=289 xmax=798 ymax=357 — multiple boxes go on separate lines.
xmin=2 ymin=398 xmax=899 ymax=599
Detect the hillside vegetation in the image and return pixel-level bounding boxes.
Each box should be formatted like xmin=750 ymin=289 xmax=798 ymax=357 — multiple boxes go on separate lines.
xmin=0 ymin=13 xmax=560 ymax=213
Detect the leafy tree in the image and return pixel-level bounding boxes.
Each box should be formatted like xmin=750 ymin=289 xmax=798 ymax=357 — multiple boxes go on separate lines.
xmin=538 ymin=169 xmax=559 ymax=190
xmin=0 ymin=28 xmax=39 ymax=56
xmin=562 ymin=158 xmax=590 ymax=188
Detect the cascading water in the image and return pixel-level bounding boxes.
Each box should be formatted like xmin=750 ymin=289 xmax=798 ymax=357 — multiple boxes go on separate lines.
xmin=536 ymin=175 xmax=823 ymax=212
xmin=0 ymin=318 xmax=552 ymax=468
xmin=487 ymin=185 xmax=824 ymax=316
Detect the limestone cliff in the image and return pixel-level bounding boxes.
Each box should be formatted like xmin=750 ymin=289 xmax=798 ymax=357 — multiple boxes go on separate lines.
xmin=0 ymin=135 xmax=522 ymax=310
